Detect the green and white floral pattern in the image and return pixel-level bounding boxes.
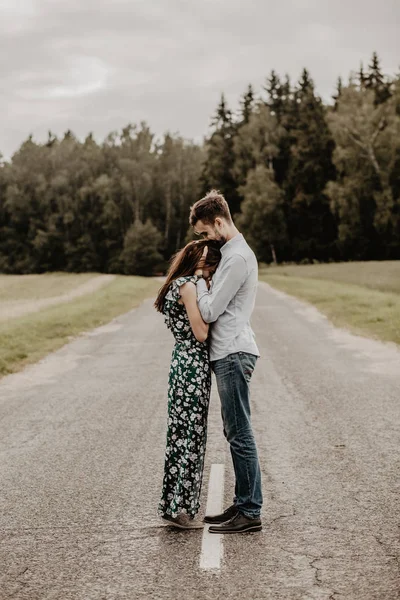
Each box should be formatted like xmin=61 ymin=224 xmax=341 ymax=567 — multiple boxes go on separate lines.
xmin=159 ymin=276 xmax=211 ymax=519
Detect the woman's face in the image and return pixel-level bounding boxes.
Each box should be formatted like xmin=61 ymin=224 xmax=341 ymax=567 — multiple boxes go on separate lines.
xmin=191 ymin=241 xmax=220 ymax=278
xmin=202 ymin=263 xmax=218 ymax=279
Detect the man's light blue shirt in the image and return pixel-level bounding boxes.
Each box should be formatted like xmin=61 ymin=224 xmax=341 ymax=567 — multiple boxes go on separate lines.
xmin=196 ymin=233 xmax=260 ymax=362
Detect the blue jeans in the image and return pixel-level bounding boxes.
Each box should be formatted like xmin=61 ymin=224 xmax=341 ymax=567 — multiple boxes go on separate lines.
xmin=211 ymin=352 xmax=263 ymax=519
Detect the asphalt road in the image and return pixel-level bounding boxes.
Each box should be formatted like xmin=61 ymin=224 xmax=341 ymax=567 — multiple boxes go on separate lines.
xmin=1 ymin=282 xmax=399 ymax=600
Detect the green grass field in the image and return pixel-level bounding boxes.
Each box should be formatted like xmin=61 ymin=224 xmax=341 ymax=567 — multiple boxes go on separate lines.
xmin=259 ymin=261 xmax=400 ymax=346
xmin=0 ymin=274 xmax=160 ymax=377
xmin=0 ymin=273 xmax=99 ymax=301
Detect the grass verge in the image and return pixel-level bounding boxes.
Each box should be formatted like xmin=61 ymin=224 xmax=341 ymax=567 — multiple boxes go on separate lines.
xmin=259 ymin=261 xmax=400 ymax=294
xmin=0 ymin=272 xmax=100 ymax=301
xmin=259 ymin=271 xmax=400 ymax=346
xmin=0 ymin=276 xmax=160 ymax=377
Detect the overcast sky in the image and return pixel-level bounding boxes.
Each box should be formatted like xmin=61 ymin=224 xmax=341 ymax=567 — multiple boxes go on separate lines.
xmin=1 ymin=0 xmax=399 ymax=158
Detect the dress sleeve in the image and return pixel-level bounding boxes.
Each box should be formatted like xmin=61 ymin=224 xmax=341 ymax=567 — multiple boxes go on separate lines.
xmin=165 ymin=276 xmax=199 ymax=303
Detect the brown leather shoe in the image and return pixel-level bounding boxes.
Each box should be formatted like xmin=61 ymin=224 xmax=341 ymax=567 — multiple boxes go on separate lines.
xmin=162 ymin=513 xmax=204 ymax=530
xmin=203 ymin=504 xmax=239 ymax=524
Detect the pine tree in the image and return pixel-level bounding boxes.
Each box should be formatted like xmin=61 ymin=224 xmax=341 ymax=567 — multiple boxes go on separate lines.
xmin=232 ymin=85 xmax=257 ymax=194
xmin=332 ymin=77 xmax=343 ymax=110
xmin=45 ymin=131 xmax=57 ymax=148
xmin=210 ymin=93 xmax=232 ymax=129
xmin=283 ymin=70 xmax=337 ymax=261
xmin=298 ymin=68 xmax=313 ymax=94
xmin=265 ymin=71 xmax=282 ymax=118
xmin=365 ymin=52 xmax=391 ymax=105
xmin=233 ymin=102 xmax=283 ymax=189
xmin=366 ymin=52 xmax=384 ymax=88
xmin=201 ymin=94 xmax=240 ymax=214
xmin=264 ymin=72 xmax=292 ymax=187
xmin=281 ymin=74 xmax=291 ymax=100
xmin=358 ymin=62 xmax=366 ymax=89
xmin=239 ymin=84 xmax=255 ymax=125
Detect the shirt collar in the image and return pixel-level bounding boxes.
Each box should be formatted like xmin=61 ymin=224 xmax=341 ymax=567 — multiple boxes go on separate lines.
xmin=220 ymin=232 xmax=244 ymax=254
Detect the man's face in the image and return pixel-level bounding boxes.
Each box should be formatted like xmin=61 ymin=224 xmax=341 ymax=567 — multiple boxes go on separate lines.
xmin=193 ymin=219 xmax=227 ymax=246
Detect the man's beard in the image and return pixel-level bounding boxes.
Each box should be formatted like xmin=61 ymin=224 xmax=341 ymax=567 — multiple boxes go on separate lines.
xmin=213 ymin=228 xmax=227 ymax=247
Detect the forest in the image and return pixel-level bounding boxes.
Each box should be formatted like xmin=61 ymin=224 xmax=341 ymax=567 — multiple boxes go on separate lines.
xmin=1 ymin=52 xmax=399 ymax=275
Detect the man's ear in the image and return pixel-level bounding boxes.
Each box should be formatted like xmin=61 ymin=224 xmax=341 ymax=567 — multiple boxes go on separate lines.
xmin=214 ymin=217 xmax=223 ymax=229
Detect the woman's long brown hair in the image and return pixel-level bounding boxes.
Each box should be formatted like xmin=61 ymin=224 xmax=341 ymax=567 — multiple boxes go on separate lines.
xmin=154 ymin=239 xmax=222 ymax=313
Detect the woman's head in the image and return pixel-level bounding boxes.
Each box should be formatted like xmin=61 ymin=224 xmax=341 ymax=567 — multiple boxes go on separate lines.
xmin=154 ymin=239 xmax=222 ymax=313
xmin=169 ymin=239 xmax=221 ymax=277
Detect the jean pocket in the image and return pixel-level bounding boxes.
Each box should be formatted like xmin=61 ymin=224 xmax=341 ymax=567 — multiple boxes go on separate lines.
xmin=211 ymin=355 xmax=231 ymax=377
xmin=238 ymin=352 xmax=257 ymax=383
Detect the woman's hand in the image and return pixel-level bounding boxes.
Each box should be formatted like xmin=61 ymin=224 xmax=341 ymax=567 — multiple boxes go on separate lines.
xmin=195 ymin=246 xmax=208 ymax=277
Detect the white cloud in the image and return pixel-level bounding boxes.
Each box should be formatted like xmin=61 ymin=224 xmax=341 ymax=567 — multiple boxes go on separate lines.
xmin=1 ymin=0 xmax=399 ymax=157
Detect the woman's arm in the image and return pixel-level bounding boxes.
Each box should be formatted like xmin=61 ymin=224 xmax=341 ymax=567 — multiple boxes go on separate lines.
xmin=180 ymin=282 xmax=209 ymax=342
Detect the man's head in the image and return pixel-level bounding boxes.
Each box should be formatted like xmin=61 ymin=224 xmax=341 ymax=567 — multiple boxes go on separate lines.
xmin=189 ymin=189 xmax=233 ymax=245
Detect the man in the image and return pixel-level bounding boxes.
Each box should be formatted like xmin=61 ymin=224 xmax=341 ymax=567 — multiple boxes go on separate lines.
xmin=189 ymin=189 xmax=263 ymax=534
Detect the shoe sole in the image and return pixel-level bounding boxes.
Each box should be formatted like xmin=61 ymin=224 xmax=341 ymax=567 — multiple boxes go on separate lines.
xmin=162 ymin=517 xmax=204 ymax=530
xmin=208 ymin=524 xmax=262 ymax=534
xmin=203 ymin=518 xmax=234 ymax=524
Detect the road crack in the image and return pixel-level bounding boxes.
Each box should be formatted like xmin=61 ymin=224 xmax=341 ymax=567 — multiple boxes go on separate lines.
xmin=373 ymin=534 xmax=400 ymax=571
xmin=276 ymin=546 xmax=340 ymax=597
xmin=6 ymin=567 xmax=31 ymax=599
xmin=266 ymin=507 xmax=296 ymax=527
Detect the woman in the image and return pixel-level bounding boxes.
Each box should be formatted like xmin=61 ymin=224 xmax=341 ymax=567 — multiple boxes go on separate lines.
xmin=154 ymin=239 xmax=221 ymax=529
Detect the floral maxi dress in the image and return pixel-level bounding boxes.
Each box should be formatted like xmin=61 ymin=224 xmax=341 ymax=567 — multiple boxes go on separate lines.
xmin=158 ymin=275 xmax=211 ymax=519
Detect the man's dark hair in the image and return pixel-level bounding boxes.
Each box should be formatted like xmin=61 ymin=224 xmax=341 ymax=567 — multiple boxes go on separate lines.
xmin=189 ymin=189 xmax=232 ymax=227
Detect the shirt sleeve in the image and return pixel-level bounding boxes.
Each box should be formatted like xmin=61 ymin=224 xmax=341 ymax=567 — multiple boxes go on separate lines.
xmin=196 ymin=254 xmax=247 ymax=323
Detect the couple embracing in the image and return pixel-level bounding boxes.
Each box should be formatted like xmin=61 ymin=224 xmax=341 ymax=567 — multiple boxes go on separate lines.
xmin=154 ymin=190 xmax=262 ymax=534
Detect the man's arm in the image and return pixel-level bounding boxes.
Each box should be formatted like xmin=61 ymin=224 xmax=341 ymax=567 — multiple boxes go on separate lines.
xmin=196 ymin=254 xmax=247 ymax=323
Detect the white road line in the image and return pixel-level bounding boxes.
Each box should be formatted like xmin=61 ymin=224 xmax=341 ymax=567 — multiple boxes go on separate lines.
xmin=200 ymin=463 xmax=225 ymax=571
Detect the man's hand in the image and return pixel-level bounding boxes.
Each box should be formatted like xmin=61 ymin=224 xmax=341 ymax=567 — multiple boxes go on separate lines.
xmin=195 ymin=246 xmax=208 ymax=277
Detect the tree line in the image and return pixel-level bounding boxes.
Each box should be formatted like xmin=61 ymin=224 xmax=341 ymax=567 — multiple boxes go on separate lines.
xmin=0 ymin=126 xmax=203 ymax=274
xmin=1 ymin=52 xmax=399 ymax=274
